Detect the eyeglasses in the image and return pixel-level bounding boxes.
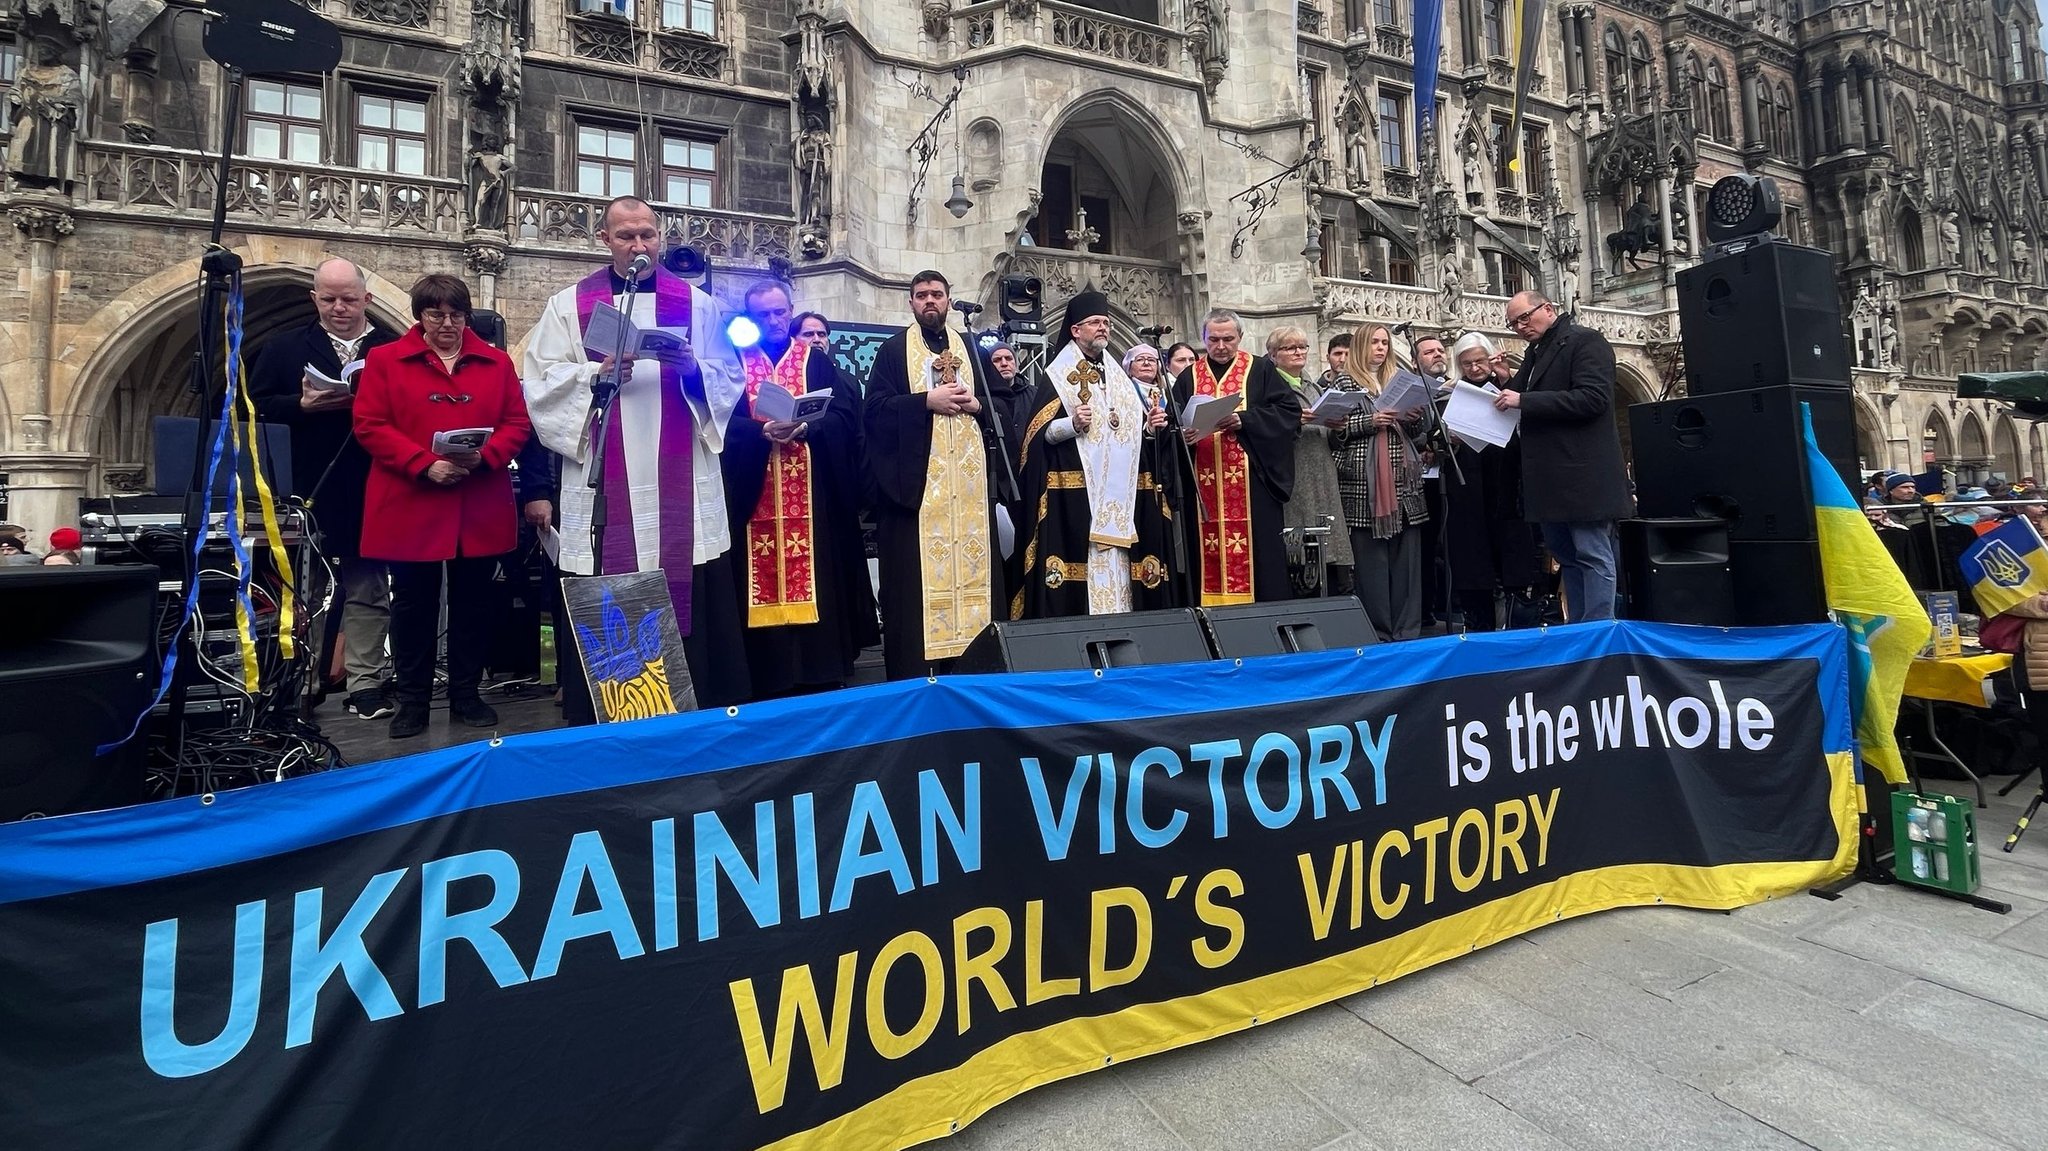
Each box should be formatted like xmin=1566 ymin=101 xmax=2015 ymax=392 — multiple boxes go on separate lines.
xmin=1508 ymin=302 xmax=1551 ymax=328
xmin=419 ymin=311 xmax=470 ymax=327
xmin=1273 ymin=344 xmax=1309 ymax=353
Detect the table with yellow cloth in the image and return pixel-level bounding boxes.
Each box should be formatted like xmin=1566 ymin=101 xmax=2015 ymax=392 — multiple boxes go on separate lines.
xmin=1899 ymin=650 xmax=2012 ymax=805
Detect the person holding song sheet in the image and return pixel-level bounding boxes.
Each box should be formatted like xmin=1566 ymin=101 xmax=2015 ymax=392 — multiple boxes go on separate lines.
xmin=864 ymin=270 xmax=1010 ymax=679
xmin=519 ymin=195 xmax=751 ymax=717
xmin=1271 ymin=326 xmax=1352 ymax=595
xmin=354 ymin=274 xmax=531 ymax=738
xmin=1012 ymin=291 xmax=1179 ymax=618
xmin=1332 ymin=322 xmax=1429 ymax=641
xmin=1174 ymin=309 xmax=1301 ymax=604
xmin=1442 ymin=332 xmax=1542 ymax=630
xmin=719 ymin=281 xmax=877 ymax=697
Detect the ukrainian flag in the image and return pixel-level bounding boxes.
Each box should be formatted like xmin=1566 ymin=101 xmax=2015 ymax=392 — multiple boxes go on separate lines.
xmin=1805 ymin=408 xmax=1925 ymax=785
xmin=1958 ymin=515 xmax=2048 ymax=618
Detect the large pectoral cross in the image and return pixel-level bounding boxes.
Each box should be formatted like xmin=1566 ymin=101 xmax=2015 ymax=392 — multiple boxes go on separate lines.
xmin=1069 ymin=360 xmax=1116 ymax=431
xmin=933 ymin=349 xmax=963 ymax=388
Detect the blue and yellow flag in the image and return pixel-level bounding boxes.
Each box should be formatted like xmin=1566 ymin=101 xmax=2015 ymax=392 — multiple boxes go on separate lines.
xmin=1958 ymin=515 xmax=2048 ymax=618
xmin=1804 ymin=408 xmax=1925 ymax=785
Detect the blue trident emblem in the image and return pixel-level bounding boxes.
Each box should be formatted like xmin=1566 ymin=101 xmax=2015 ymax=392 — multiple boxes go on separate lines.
xmin=1981 ymin=539 xmax=2030 ymax=589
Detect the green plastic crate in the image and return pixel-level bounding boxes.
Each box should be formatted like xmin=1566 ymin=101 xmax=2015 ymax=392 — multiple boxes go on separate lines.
xmin=1891 ymin=791 xmax=1980 ymax=894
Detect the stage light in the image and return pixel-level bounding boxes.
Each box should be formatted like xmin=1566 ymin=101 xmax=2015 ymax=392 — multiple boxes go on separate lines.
xmin=1704 ymin=173 xmax=1781 ymax=246
xmin=726 ymin=315 xmax=762 ymax=350
xmin=999 ymin=274 xmax=1043 ymax=335
xmin=976 ymin=329 xmax=1001 ymax=350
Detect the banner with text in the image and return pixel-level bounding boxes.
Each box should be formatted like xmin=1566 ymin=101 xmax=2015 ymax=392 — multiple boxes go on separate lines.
xmin=0 ymin=622 xmax=1855 ymax=1151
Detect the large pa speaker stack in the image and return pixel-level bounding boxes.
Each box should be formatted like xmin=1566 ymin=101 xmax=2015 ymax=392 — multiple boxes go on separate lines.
xmin=1629 ymin=236 xmax=1859 ymax=628
xmin=0 ymin=565 xmax=157 ymax=820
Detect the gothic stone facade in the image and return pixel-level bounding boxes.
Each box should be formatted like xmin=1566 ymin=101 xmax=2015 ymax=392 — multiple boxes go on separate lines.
xmin=1 ymin=0 xmax=2043 ymax=540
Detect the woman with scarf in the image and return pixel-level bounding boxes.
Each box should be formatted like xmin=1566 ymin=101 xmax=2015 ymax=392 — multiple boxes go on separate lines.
xmin=1266 ymin=326 xmax=1352 ymax=595
xmin=1331 ymin=322 xmax=1429 ymax=640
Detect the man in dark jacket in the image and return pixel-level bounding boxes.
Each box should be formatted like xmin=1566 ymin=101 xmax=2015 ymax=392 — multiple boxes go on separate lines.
xmin=1495 ymin=291 xmax=1632 ymax=621
xmin=248 ymin=258 xmax=397 ymax=718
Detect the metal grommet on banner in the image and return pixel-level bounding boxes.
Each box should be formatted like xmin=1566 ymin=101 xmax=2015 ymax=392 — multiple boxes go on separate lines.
xmin=200 ymin=793 xmax=216 ymax=807
xmin=926 ymin=674 xmax=939 ymax=685
xmin=725 ymin=706 xmax=740 ymax=717
xmin=488 ymin=735 xmax=504 ymax=748
xmin=1233 ymin=658 xmax=1244 ymax=668
xmin=1093 ymin=668 xmax=1104 ymax=679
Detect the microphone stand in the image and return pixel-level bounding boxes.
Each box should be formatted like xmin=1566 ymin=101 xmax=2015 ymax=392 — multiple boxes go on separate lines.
xmin=586 ymin=261 xmax=647 ymax=575
xmin=1410 ymin=379 xmax=1464 ymax=632
xmin=968 ymin=315 xmax=1022 ymax=506
xmin=1160 ymin=370 xmax=1205 ymax=610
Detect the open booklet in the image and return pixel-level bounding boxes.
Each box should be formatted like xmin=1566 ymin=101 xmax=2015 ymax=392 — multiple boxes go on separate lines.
xmin=305 ymin=359 xmax=365 ymax=394
xmin=1304 ymin=388 xmax=1370 ymax=428
xmin=1179 ymin=392 xmax=1245 ymax=436
xmin=582 ymin=302 xmax=692 ymax=360
xmin=754 ymin=382 xmax=834 ymax=425
xmin=431 ymin=427 xmax=494 ymax=455
xmin=1372 ymin=370 xmax=1434 ymax=415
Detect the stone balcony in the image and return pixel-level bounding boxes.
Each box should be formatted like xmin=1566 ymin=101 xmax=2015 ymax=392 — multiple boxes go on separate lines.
xmin=1010 ymin=248 xmax=1184 ymax=328
xmin=509 ymin=189 xmax=795 ymax=264
xmin=1897 ymin=265 xmax=2048 ymax=316
xmin=1315 ymin=279 xmax=1676 ymax=349
xmin=954 ymin=1 xmax=1189 ymax=80
xmin=78 ymin=141 xmax=466 ymax=237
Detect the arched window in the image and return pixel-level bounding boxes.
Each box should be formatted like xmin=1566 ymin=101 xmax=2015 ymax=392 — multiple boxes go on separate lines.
xmin=1707 ymin=61 xmax=1732 ymax=143
xmin=1778 ymin=83 xmax=1798 ymax=159
xmin=1604 ymin=24 xmax=1629 ymax=106
xmin=1630 ymin=32 xmax=1654 ymax=109
xmin=1890 ymin=97 xmax=1915 ymax=168
xmin=1483 ymin=0 xmax=1506 ymax=59
xmin=1685 ymin=54 xmax=1708 ymax=131
xmin=1899 ymin=204 xmax=1926 ymax=271
xmin=1756 ymin=83 xmax=1776 ymax=153
xmin=2008 ymin=21 xmax=2030 ymax=82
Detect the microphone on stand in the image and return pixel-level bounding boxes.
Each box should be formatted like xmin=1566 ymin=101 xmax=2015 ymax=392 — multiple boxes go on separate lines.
xmin=628 ymin=253 xmax=652 ymax=278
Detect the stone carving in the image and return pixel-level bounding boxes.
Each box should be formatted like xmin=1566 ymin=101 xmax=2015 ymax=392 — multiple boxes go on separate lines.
xmin=1851 ymin=281 xmax=1880 ymax=369
xmin=794 ymin=113 xmax=831 ymax=235
xmin=1184 ymin=0 xmax=1228 ymax=93
xmin=467 ymin=139 xmax=511 ymax=232
xmin=7 ymin=38 xmax=82 ymax=191
xmin=923 ymin=0 xmax=951 ymax=39
xmin=1979 ymin=220 xmax=1997 ymax=273
xmin=796 ymin=0 xmax=830 ymax=102
xmin=2017 ymin=234 xmax=2035 ymax=283
xmin=8 ymin=202 xmax=75 ymax=238
xmin=656 ymin=33 xmax=726 ymax=80
xmin=1438 ymin=261 xmax=1465 ymax=322
xmin=1939 ymin=211 xmax=1961 ymax=265
xmin=464 ymin=241 xmax=508 ymax=276
xmin=1051 ymin=9 xmax=1174 ymax=67
xmin=1461 ymin=130 xmax=1485 ymax=200
xmin=351 ymin=0 xmax=430 ymax=29
xmin=1880 ymin=306 xmax=1901 ymax=370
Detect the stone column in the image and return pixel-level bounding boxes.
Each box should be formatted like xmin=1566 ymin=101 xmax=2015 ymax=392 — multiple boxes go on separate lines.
xmin=1833 ymin=71 xmax=1854 ymax=151
xmin=1804 ymin=77 xmax=1824 ymax=155
xmin=1561 ymin=8 xmax=1582 ymax=94
xmin=1740 ymin=66 xmax=1761 ymax=148
xmin=1863 ymin=66 xmax=1883 ymax=148
xmin=465 ymin=237 xmax=509 ymax=312
xmin=8 ymin=202 xmax=73 ymax=455
xmin=122 ymin=48 xmax=160 ymax=143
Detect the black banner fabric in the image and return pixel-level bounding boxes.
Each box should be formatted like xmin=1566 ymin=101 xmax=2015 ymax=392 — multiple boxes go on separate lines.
xmin=0 ymin=623 xmax=1855 ymax=1151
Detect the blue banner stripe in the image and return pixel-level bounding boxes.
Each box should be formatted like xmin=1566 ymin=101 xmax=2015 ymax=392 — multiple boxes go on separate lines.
xmin=0 ymin=620 xmax=1846 ymax=906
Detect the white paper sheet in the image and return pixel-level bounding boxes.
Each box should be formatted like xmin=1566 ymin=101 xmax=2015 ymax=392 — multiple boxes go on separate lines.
xmin=1181 ymin=393 xmax=1244 ymax=436
xmin=1442 ymin=382 xmax=1519 ymax=449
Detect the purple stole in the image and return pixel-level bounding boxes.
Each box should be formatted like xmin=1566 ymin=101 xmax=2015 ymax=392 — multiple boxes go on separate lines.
xmin=575 ymin=267 xmax=697 ymax=634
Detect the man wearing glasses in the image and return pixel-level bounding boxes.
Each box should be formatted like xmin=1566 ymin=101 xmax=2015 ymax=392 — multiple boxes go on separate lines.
xmin=1493 ymin=291 xmax=1631 ymax=622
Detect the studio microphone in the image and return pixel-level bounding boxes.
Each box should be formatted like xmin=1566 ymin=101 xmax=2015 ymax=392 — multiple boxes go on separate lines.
xmin=629 ymin=253 xmax=652 ymax=277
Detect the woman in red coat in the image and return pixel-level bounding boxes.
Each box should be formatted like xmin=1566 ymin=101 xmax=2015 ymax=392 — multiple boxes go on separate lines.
xmin=354 ymin=273 xmax=532 ymax=739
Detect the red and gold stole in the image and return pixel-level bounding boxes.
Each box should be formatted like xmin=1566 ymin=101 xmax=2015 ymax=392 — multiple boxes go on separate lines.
xmin=741 ymin=342 xmax=819 ymax=626
xmin=1192 ymin=351 xmax=1255 ymax=606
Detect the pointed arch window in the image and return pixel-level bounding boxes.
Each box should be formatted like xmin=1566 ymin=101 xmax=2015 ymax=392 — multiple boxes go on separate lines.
xmin=1603 ymin=25 xmax=1629 ymax=107
xmin=1685 ymin=55 xmax=1707 ymax=132
xmin=1706 ymin=61 xmax=1732 ymax=143
xmin=1629 ymin=32 xmax=1654 ymax=109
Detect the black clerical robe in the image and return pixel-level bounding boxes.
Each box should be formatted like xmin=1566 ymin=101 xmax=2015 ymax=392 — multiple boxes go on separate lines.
xmin=863 ymin=325 xmax=1010 ymax=680
xmin=721 ymin=340 xmax=880 ymax=697
xmin=1013 ymin=357 xmax=1185 ymax=618
xmin=1171 ymin=352 xmax=1301 ymax=603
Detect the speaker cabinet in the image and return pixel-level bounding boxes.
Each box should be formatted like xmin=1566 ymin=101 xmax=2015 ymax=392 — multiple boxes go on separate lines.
xmin=1729 ymin=540 xmax=1828 ymax=626
xmin=1677 ymin=241 xmax=1851 ymax=392
xmin=1620 ymin=519 xmax=1736 ymax=626
xmin=953 ymin=609 xmax=1214 ymax=674
xmin=0 ymin=565 xmax=157 ymax=820
xmin=1199 ymin=599 xmax=1379 ymax=657
xmin=1629 ymin=385 xmax=1859 ymax=541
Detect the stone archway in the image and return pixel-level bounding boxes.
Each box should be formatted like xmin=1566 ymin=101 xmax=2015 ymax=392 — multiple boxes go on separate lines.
xmin=1995 ymin=413 xmax=2026 ymax=481
xmin=1853 ymin=393 xmax=1889 ymax=474
xmin=1958 ymin=410 xmax=1989 ymax=478
xmin=1614 ymin=363 xmax=1654 ymax=468
xmin=59 ymin=245 xmax=413 ymax=489
xmin=1922 ymin=406 xmax=1955 ymax=469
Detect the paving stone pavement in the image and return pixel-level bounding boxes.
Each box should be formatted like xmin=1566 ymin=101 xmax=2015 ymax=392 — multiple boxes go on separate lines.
xmin=939 ymin=777 xmax=2048 ymax=1151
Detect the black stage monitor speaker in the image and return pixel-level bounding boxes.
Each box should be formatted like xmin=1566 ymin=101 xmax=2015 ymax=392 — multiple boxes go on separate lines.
xmin=953 ymin=609 xmax=1213 ymax=674
xmin=1677 ymin=241 xmax=1851 ymax=392
xmin=1620 ymin=518 xmax=1736 ymax=626
xmin=0 ymin=565 xmax=157 ymax=820
xmin=1629 ymin=385 xmax=1859 ymax=541
xmin=1199 ymin=599 xmax=1379 ymax=657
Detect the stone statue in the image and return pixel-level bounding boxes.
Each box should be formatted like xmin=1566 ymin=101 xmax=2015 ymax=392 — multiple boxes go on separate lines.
xmin=2016 ymin=234 xmax=2035 ymax=283
xmin=795 ymin=0 xmax=829 ymax=102
xmin=6 ymin=39 xmax=82 ymax=191
xmin=1880 ymin=307 xmax=1901 ymax=370
xmin=1462 ymin=132 xmax=1484 ymax=197
xmin=1939 ymin=212 xmax=1962 ymax=265
xmin=1439 ymin=262 xmax=1465 ymax=320
xmin=467 ymin=139 xmax=511 ymax=232
xmin=1979 ymin=221 xmax=1998 ymax=273
xmin=794 ymin=114 xmax=832 ymax=231
xmin=1345 ymin=119 xmax=1373 ymax=190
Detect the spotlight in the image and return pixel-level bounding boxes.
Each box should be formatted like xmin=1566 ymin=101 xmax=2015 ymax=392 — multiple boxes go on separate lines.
xmin=725 ymin=315 xmax=762 ymax=350
xmin=1703 ymin=173 xmax=1782 ymax=248
xmin=975 ymin=329 xmax=1001 ymax=351
xmin=663 ymin=244 xmax=707 ymax=279
xmin=998 ymin=274 xmax=1043 ymax=336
